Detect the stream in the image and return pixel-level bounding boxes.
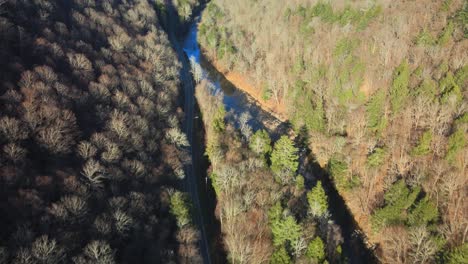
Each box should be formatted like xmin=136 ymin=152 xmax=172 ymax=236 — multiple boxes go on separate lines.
xmin=182 ymin=16 xmax=378 ymax=264
xmin=183 ymin=19 xmax=291 ymax=140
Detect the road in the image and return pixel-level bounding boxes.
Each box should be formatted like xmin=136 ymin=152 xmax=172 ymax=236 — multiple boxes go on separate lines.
xmin=164 ymin=2 xmax=211 ymax=264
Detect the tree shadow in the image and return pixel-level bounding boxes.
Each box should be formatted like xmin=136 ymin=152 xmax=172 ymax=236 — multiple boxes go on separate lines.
xmin=298 ymin=125 xmax=380 ymax=264
xmin=193 ymin=94 xmax=228 ymax=263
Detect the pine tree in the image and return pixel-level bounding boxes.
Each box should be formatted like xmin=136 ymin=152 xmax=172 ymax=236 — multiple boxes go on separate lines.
xmin=306 ymin=236 xmax=326 ymax=263
xmin=366 ymin=89 xmax=387 ymax=133
xmin=307 ymin=181 xmax=328 ymax=217
xmin=390 ymin=60 xmax=410 ymax=114
xmin=270 ymin=136 xmax=299 ymax=183
xmin=270 ymin=246 xmax=292 ymax=264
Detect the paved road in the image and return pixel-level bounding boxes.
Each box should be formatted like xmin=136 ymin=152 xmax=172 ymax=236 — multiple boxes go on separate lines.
xmin=165 ymin=3 xmax=211 ymax=264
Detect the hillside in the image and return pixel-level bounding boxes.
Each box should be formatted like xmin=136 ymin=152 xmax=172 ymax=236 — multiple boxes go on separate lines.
xmin=0 ymin=0 xmax=202 ymax=263
xmin=198 ymin=0 xmax=468 ymax=263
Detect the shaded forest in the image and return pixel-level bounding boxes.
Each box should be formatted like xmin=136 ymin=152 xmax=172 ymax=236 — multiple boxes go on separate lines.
xmin=0 ymin=0 xmax=202 ymax=263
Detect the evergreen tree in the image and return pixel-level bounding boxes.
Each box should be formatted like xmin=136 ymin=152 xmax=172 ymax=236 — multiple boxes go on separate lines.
xmin=270 ymin=246 xmax=292 ymax=264
xmin=271 ymin=215 xmax=302 ymax=247
xmin=306 ymin=236 xmax=326 ymax=263
xmin=249 ymin=129 xmax=272 ymax=157
xmin=411 ymin=131 xmax=433 ymax=156
xmin=270 ymin=136 xmax=299 ymax=183
xmin=366 ymin=89 xmax=387 ymax=133
xmin=390 ymin=60 xmax=410 ymax=114
xmin=307 ymin=181 xmax=328 ymax=217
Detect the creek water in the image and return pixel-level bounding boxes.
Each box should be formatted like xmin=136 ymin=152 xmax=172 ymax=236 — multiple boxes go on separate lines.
xmin=183 ymin=19 xmax=291 ymax=140
xmin=182 ymin=16 xmax=378 ymax=264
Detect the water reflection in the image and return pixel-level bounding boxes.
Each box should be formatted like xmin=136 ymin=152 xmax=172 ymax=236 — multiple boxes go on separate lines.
xmin=182 ymin=19 xmax=290 ymax=139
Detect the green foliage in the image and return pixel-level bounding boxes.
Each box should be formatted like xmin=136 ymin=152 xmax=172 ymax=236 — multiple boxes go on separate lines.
xmin=415 ymin=77 xmax=437 ymax=100
xmin=444 ymin=243 xmax=468 ymax=264
xmin=268 ymin=202 xmax=302 ymax=249
xmin=249 ymin=129 xmax=272 ymax=157
xmin=366 ymin=89 xmax=387 ymax=133
xmin=302 ymin=3 xmax=380 ymax=30
xmin=271 ymin=215 xmax=302 ymax=246
xmin=441 ymin=0 xmax=453 ymax=12
xmin=170 ymin=191 xmax=192 ymax=228
xmin=454 ymin=2 xmax=468 ymax=38
xmin=445 ymin=129 xmax=466 ymax=163
xmin=407 ymin=197 xmax=439 ymax=226
xmin=262 ymin=87 xmax=273 ymax=101
xmin=333 ymin=38 xmax=359 ymax=59
xmin=356 ymin=5 xmax=382 ymax=30
xmin=440 ymin=72 xmax=463 ymax=104
xmin=270 ymin=246 xmax=292 ymax=264
xmin=270 ymin=136 xmax=299 ymax=181
xmin=307 ymin=181 xmax=328 ymax=217
xmin=438 ymin=21 xmax=454 ymax=45
xmin=415 ymin=29 xmax=436 ymax=46
xmin=306 ymin=236 xmax=326 ymax=262
xmin=295 ymin=174 xmax=305 ymax=192
xmin=268 ymin=202 xmax=284 ymax=224
xmin=455 ymin=112 xmax=468 ymax=125
xmin=366 ymin=147 xmax=387 ymax=168
xmin=455 ymin=65 xmax=468 ymax=87
xmin=371 ymin=180 xmax=421 ymax=231
xmin=293 ymin=95 xmax=326 ymax=133
xmin=213 ymin=106 xmax=226 ymax=132
xmin=310 ymin=2 xmax=335 ymax=23
xmin=411 ymin=131 xmax=433 ymax=156
xmin=390 ymin=60 xmax=410 ymax=114
xmin=327 ymin=158 xmax=352 ymax=190
xmin=209 ymin=172 xmax=221 ymax=195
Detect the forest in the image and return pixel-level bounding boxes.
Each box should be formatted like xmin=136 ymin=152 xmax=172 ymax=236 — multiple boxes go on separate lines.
xmin=0 ymin=0 xmax=204 ymax=263
xmin=197 ymin=0 xmax=467 ymax=263
xmin=1 ymin=0 xmax=467 ymax=264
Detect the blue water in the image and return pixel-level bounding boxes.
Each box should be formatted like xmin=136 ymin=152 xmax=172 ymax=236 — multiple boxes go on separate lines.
xmin=182 ymin=20 xmax=261 ymax=130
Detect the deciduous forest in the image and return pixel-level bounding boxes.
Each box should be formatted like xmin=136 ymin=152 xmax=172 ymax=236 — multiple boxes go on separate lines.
xmin=197 ymin=0 xmax=467 ymax=263
xmin=1 ymin=0 xmax=467 ymax=264
xmin=0 ymin=0 xmax=203 ymax=263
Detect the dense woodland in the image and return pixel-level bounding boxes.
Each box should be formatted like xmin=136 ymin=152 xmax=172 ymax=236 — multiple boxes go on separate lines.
xmin=1 ymin=0 xmax=467 ymax=263
xmin=0 ymin=0 xmax=202 ymax=263
xmin=195 ymin=79 xmax=346 ymax=263
xmin=198 ymin=0 xmax=467 ymax=263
